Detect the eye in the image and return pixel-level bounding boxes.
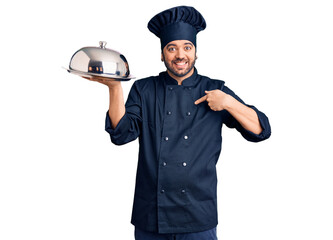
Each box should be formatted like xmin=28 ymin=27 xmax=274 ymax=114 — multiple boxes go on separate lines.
xmin=168 ymin=47 xmax=176 ymax=52
xmin=185 ymin=46 xmax=192 ymax=51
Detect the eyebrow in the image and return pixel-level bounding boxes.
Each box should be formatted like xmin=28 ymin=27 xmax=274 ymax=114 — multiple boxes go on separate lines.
xmin=184 ymin=42 xmax=194 ymax=46
xmin=166 ymin=44 xmax=177 ymax=48
xmin=166 ymin=42 xmax=194 ymax=48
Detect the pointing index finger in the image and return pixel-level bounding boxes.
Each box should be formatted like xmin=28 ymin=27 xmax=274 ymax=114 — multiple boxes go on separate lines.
xmin=194 ymin=95 xmax=208 ymax=105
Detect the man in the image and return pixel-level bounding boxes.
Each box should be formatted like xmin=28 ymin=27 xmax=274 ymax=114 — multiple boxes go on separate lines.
xmin=88 ymin=6 xmax=271 ymax=240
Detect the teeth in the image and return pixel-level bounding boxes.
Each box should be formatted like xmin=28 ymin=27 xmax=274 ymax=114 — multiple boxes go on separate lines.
xmin=176 ymin=62 xmax=186 ymax=65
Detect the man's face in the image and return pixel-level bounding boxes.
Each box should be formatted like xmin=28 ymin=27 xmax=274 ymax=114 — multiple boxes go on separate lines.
xmin=162 ymin=40 xmax=197 ymax=80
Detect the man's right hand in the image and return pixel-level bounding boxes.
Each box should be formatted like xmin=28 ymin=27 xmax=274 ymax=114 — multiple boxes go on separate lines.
xmin=81 ymin=76 xmax=121 ymax=89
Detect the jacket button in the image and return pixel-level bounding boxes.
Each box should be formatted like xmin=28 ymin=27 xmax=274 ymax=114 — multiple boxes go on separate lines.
xmin=186 ymin=112 xmax=191 ymax=116
xmin=164 ymin=137 xmax=169 ymax=141
xmin=161 ymin=189 xmax=165 ymax=193
xmin=182 ymin=162 xmax=187 ymax=167
xmin=181 ymin=189 xmax=186 ymax=193
xmin=184 ymin=135 xmax=188 ymax=140
xmin=163 ymin=162 xmax=167 ymax=166
xmin=169 ymin=87 xmax=173 ymax=91
xmin=167 ymin=111 xmax=172 ymax=115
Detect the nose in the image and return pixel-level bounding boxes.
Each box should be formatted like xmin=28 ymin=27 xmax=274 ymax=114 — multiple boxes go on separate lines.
xmin=175 ymin=48 xmax=185 ymax=59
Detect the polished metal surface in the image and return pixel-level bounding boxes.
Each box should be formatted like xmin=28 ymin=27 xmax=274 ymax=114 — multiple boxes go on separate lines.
xmin=66 ymin=41 xmax=134 ymax=80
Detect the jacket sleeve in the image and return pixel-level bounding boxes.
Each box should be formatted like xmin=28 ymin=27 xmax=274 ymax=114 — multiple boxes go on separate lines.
xmin=105 ymin=81 xmax=142 ymax=145
xmin=222 ymin=85 xmax=271 ymax=142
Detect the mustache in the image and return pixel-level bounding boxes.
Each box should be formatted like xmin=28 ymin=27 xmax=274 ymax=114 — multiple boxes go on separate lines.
xmin=172 ymin=56 xmax=198 ymax=62
xmin=173 ymin=58 xmax=187 ymax=62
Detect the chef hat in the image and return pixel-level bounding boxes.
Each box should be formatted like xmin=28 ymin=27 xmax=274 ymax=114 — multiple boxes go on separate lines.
xmin=147 ymin=6 xmax=206 ymax=50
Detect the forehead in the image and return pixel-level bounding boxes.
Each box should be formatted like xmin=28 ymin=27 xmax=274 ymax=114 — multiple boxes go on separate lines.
xmin=164 ymin=40 xmax=194 ymax=48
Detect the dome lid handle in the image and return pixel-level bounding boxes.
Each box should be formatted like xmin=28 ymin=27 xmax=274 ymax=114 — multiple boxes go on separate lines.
xmin=99 ymin=41 xmax=107 ymax=49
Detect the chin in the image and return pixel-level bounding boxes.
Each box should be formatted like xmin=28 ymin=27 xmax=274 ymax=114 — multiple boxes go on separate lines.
xmin=166 ymin=62 xmax=196 ymax=78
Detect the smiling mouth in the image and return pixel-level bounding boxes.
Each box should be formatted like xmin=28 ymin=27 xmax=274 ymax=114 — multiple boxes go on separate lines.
xmin=173 ymin=61 xmax=188 ymax=69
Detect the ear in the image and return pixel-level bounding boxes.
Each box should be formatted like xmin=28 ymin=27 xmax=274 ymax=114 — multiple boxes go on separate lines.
xmin=161 ymin=53 xmax=164 ymax=62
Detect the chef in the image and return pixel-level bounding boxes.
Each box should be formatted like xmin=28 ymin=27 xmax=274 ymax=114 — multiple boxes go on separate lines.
xmin=92 ymin=5 xmax=271 ymax=240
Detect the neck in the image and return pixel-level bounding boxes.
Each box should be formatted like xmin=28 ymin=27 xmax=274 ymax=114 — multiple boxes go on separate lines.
xmin=167 ymin=68 xmax=195 ymax=85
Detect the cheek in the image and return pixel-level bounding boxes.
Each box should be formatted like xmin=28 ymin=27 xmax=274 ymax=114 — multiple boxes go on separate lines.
xmin=186 ymin=52 xmax=196 ymax=61
xmin=165 ymin=55 xmax=175 ymax=63
xmin=162 ymin=52 xmax=173 ymax=62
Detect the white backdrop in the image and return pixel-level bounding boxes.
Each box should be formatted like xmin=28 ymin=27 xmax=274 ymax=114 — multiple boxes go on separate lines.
xmin=1 ymin=0 xmax=332 ymax=239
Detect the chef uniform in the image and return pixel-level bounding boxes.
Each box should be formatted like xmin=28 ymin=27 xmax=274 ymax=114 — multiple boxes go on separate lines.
xmin=105 ymin=6 xmax=271 ymax=240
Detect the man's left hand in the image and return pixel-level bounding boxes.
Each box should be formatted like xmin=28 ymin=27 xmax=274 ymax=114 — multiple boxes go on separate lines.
xmin=194 ymin=90 xmax=230 ymax=111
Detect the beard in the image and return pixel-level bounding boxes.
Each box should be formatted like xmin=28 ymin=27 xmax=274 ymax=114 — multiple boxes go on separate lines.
xmin=162 ymin=53 xmax=196 ymax=78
